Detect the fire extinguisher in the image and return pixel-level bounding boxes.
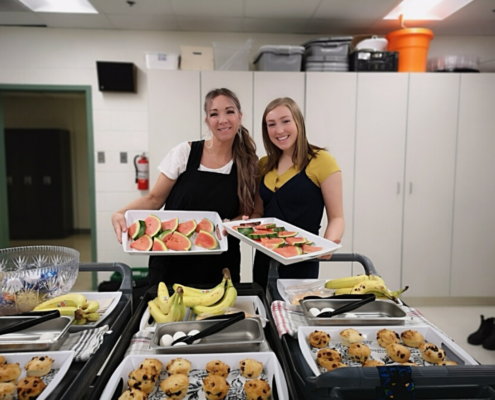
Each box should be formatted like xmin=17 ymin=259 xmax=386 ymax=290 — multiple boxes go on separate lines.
xmin=134 ymin=153 xmax=149 ymax=190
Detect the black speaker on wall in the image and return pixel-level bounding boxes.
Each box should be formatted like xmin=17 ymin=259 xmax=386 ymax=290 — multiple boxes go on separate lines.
xmin=96 ymin=61 xmax=136 ymax=92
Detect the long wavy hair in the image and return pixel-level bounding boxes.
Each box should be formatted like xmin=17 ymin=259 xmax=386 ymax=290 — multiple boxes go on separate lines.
xmin=260 ymin=97 xmax=324 ymax=176
xmin=204 ymin=88 xmax=258 ymax=215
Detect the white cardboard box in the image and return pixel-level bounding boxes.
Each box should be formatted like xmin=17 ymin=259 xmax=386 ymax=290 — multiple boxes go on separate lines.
xmin=145 ymin=52 xmax=178 ymax=70
xmin=180 ymin=45 xmax=214 ymax=70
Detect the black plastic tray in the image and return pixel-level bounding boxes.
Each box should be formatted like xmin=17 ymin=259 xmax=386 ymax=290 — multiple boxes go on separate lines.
xmin=90 ymin=282 xmax=299 ymax=400
xmin=46 ymin=262 xmax=133 ymax=400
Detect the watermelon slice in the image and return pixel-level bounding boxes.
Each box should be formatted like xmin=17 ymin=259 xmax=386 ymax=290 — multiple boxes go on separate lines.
xmin=286 ymin=237 xmax=307 ymax=246
xmin=130 ymin=234 xmax=153 ymax=251
xmin=177 ymin=220 xmax=197 ymax=237
xmin=161 ymin=217 xmax=179 ymax=232
xmin=128 ymin=220 xmax=145 ymax=239
xmin=272 ymin=226 xmax=286 ymax=232
xmin=277 ymin=231 xmax=298 ymax=238
xmin=248 ymin=230 xmax=278 ymax=240
xmin=195 ymin=218 xmax=215 ymax=233
xmin=145 ymin=215 xmax=162 ymax=237
xmin=260 ymin=237 xmax=285 ymax=249
xmin=166 ymin=232 xmax=192 ymax=251
xmin=158 ymin=229 xmax=173 ymax=242
xmin=254 ymin=223 xmax=276 ymax=230
xmin=273 ymin=246 xmax=303 ymax=258
xmin=302 ymin=244 xmax=324 ymax=254
xmin=195 ymin=230 xmax=218 ymax=250
xmin=236 ymin=227 xmax=254 ymax=236
xmin=152 ymin=237 xmax=168 ymax=251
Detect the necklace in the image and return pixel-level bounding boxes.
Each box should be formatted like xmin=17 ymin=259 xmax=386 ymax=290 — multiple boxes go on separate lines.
xmin=204 ymin=141 xmax=231 ymax=168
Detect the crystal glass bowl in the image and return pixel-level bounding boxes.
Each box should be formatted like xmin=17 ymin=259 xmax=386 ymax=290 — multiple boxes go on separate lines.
xmin=0 ymin=246 xmax=79 ymax=315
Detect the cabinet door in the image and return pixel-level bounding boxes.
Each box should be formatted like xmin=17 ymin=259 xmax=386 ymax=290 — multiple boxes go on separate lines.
xmin=305 ymin=72 xmax=357 ymax=279
xmin=451 ymin=74 xmax=495 ymax=296
xmin=353 ymin=73 xmax=408 ymax=289
xmin=253 ymin=72 xmax=305 ymax=157
xmin=402 ymin=74 xmax=459 ymax=297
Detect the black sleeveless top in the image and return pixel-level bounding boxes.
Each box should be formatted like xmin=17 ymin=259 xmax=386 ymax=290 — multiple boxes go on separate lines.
xmin=148 ymin=141 xmax=241 ymax=286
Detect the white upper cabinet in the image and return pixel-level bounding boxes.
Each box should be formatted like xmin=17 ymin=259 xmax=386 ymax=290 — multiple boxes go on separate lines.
xmin=353 ymin=73 xmax=409 ymax=290
xmin=402 ymin=73 xmax=459 ymax=297
xmin=451 ymin=74 xmax=495 ymax=296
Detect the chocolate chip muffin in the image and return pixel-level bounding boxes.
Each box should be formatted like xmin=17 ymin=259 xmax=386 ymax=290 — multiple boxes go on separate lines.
xmin=16 ymin=376 xmax=47 ymax=400
xmin=128 ymin=364 xmax=159 ymax=395
xmin=24 ymin=356 xmax=54 ymax=377
xmin=376 ymin=329 xmax=400 ymax=348
xmin=244 ymin=378 xmax=271 ymax=400
xmin=205 ymin=360 xmax=230 ymax=378
xmin=348 ymin=343 xmax=371 ymax=363
xmin=160 ymin=374 xmax=189 ymax=400
xmin=308 ymin=330 xmax=331 ymax=348
xmin=165 ymin=358 xmax=192 ymax=376
xmin=386 ymin=343 xmax=411 ymax=363
xmin=202 ymin=375 xmax=229 ymax=400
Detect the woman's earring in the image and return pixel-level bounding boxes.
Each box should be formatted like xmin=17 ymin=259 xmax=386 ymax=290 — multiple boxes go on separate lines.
xmin=203 ymin=129 xmax=213 ymax=148
xmin=237 ymin=126 xmax=243 ymax=142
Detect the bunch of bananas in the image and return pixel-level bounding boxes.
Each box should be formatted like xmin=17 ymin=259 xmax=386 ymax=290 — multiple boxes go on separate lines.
xmin=33 ymin=293 xmax=101 ymax=325
xmin=325 ymin=274 xmax=408 ymax=303
xmin=148 ymin=286 xmax=187 ymax=324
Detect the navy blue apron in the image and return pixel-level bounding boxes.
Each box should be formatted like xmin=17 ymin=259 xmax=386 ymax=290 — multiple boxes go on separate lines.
xmin=253 ymin=161 xmax=325 ymax=290
xmin=148 ymin=140 xmax=241 ymax=287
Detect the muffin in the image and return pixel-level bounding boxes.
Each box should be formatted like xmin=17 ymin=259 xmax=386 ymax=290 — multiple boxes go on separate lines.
xmin=165 ymin=358 xmax=192 ymax=376
xmin=376 ymin=329 xmax=400 ymax=348
xmin=202 ymin=375 xmax=229 ymax=400
xmin=401 ymin=362 xmax=419 ymax=366
xmin=16 ymin=376 xmax=47 ymax=400
xmin=0 ymin=357 xmax=5 ymax=366
xmin=439 ymin=360 xmax=458 ymax=366
xmin=205 ymin=360 xmax=230 ymax=378
xmin=118 ymin=388 xmax=148 ymax=400
xmin=386 ymin=343 xmax=411 ymax=363
xmin=160 ymin=374 xmax=189 ymax=400
xmin=0 ymin=382 xmax=16 ymax=400
xmin=0 ymin=364 xmax=21 ymax=383
xmin=244 ymin=378 xmax=271 ymax=400
xmin=339 ymin=328 xmax=363 ymax=347
xmin=308 ymin=330 xmax=331 ymax=348
xmin=419 ymin=343 xmax=445 ymax=364
xmin=316 ymin=348 xmax=341 ymax=367
xmin=139 ymin=358 xmax=163 ymax=373
xmin=319 ymin=360 xmax=348 ymax=371
xmin=347 ymin=343 xmax=371 ymax=363
xmin=401 ymin=330 xmax=425 ymax=348
xmin=24 ymin=356 xmax=55 ymax=377
xmin=128 ymin=364 xmax=159 ymax=395
xmin=362 ymin=359 xmax=385 ymax=367
xmin=239 ymin=359 xmax=263 ymax=379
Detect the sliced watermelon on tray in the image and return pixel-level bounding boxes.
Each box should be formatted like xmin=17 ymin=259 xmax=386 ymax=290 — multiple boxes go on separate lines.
xmin=302 ymin=244 xmax=324 ymax=253
xmin=273 ymin=246 xmax=302 ymax=258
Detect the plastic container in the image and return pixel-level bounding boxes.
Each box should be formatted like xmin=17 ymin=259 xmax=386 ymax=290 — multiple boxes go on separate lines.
xmin=213 ymin=39 xmax=253 ymax=71
xmin=427 ymin=55 xmax=480 ymax=72
xmin=349 ymin=51 xmax=399 ymax=72
xmin=302 ymin=37 xmax=353 ymax=58
xmin=386 ymin=28 xmax=434 ymax=72
xmin=254 ymin=45 xmax=305 ymax=71
xmin=145 ymin=52 xmax=179 ymax=70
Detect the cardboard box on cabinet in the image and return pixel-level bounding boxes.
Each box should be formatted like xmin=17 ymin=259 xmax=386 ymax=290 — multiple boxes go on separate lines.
xmin=180 ymin=46 xmax=214 ymax=70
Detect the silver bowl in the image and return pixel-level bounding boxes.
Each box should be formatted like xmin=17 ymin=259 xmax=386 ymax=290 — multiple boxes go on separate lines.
xmin=0 ymin=246 xmax=79 ymax=315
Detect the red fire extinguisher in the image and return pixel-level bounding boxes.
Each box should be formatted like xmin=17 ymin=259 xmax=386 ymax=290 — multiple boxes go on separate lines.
xmin=134 ymin=153 xmax=149 ymax=190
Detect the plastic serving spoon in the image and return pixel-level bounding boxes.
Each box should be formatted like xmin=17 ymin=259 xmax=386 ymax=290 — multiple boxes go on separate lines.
xmin=316 ymin=294 xmax=376 ymax=318
xmin=171 ymin=311 xmax=245 ymax=345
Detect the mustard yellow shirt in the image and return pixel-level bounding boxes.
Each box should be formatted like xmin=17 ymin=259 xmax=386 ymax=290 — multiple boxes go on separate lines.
xmin=259 ymin=151 xmax=340 ymax=192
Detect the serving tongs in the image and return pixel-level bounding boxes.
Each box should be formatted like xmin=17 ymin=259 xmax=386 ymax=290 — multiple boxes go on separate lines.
xmin=171 ymin=311 xmax=245 ymax=345
xmin=315 ymin=294 xmax=376 ymax=318
xmin=0 ymin=309 xmax=61 ymax=336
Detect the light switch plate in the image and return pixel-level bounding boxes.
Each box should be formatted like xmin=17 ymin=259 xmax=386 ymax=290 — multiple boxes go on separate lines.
xmin=120 ymin=152 xmax=128 ymax=163
xmin=97 ymin=151 xmax=105 ymax=163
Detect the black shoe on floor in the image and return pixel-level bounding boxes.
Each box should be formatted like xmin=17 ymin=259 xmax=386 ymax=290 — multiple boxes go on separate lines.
xmin=468 ymin=315 xmax=495 ymax=345
xmin=482 ymin=324 xmax=495 ymax=350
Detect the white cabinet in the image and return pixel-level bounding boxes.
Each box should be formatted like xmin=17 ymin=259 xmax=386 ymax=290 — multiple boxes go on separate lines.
xmin=305 ymin=72 xmax=357 ymax=279
xmin=353 ymin=73 xmax=409 ymax=290
xmin=451 ymin=74 xmax=495 ymax=296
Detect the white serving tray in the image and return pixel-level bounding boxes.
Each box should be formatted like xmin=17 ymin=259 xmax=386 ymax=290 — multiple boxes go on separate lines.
xmin=140 ymin=295 xmax=268 ymax=331
xmin=100 ymin=352 xmax=288 ymax=400
xmin=123 ymin=210 xmax=228 ymax=255
xmin=69 ymin=291 xmax=122 ymax=331
xmin=298 ymin=325 xmax=479 ymax=376
xmin=0 ymin=350 xmax=74 ymax=400
xmin=223 ymin=218 xmax=341 ymax=265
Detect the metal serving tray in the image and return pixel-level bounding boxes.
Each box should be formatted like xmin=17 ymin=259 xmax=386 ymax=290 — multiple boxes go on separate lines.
xmin=300 ymin=298 xmax=407 ymax=326
xmin=150 ymin=318 xmax=265 ymax=354
xmin=0 ymin=316 xmax=72 ymax=352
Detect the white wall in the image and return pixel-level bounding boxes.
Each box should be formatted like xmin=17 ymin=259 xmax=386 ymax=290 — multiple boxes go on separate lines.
xmin=1 ymin=27 xmax=494 ymax=281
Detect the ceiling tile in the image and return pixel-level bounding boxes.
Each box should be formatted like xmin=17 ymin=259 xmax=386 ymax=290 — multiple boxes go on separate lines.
xmin=315 ymin=0 xmax=398 ymax=19
xmin=244 ymin=0 xmax=321 ymax=19
xmin=306 ymin=18 xmax=376 ymax=35
xmin=243 ymin=18 xmax=308 ymax=34
xmin=0 ymin=11 xmax=45 ymax=25
xmin=38 ymin=13 xmax=115 ymax=29
xmin=107 ymin=14 xmax=179 ymax=31
xmin=90 ymin=0 xmax=175 ymax=15
xmin=171 ymin=0 xmax=243 ymax=17
xmin=177 ymin=16 xmax=243 ymax=32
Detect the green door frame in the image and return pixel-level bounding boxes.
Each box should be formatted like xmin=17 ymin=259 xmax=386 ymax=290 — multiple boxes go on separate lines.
xmin=0 ymin=84 xmax=97 ymax=289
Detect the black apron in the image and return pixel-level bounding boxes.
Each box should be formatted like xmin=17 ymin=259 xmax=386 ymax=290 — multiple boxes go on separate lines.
xmin=149 ymin=141 xmax=241 ymax=287
xmin=253 ymin=162 xmax=325 ymax=290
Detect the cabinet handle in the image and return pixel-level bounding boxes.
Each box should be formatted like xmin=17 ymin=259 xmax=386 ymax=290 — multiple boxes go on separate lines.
xmin=409 ymin=182 xmax=413 ymax=194
xmin=397 ymin=182 xmax=400 ymax=194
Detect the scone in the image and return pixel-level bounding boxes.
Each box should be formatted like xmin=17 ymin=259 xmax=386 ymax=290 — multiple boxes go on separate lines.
xmin=205 ymin=360 xmax=230 ymax=378
xmin=239 ymin=359 xmax=263 ymax=379
xmin=0 ymin=382 xmax=16 ymax=400
xmin=401 ymin=330 xmax=425 ymax=348
xmin=376 ymin=329 xmax=400 ymax=348
xmin=316 ymin=348 xmax=341 ymax=367
xmin=118 ymin=388 xmax=148 ymax=400
xmin=386 ymin=343 xmax=411 ymax=363
xmin=347 ymin=343 xmax=371 ymax=363
xmin=419 ymin=343 xmax=445 ymax=364
xmin=202 ymin=375 xmax=229 ymax=400
xmin=308 ymin=330 xmax=331 ymax=348
xmin=319 ymin=360 xmax=348 ymax=371
xmin=362 ymin=359 xmax=385 ymax=367
xmin=128 ymin=364 xmax=159 ymax=395
xmin=16 ymin=376 xmax=47 ymax=400
xmin=244 ymin=378 xmax=271 ymax=400
xmin=339 ymin=328 xmax=363 ymax=347
xmin=0 ymin=364 xmax=21 ymax=383
xmin=166 ymin=358 xmax=192 ymax=376
xmin=139 ymin=358 xmax=163 ymax=373
xmin=24 ymin=356 xmax=55 ymax=377
xmin=160 ymin=374 xmax=189 ymax=400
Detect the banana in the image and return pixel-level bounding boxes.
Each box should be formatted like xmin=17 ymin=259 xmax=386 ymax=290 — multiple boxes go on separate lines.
xmin=82 ymin=300 xmax=100 ymax=313
xmin=389 ymin=286 xmax=409 ymax=298
xmin=155 ymin=282 xmax=171 ymax=314
xmin=34 ymin=306 xmax=84 ymax=318
xmin=174 ymin=268 xmax=230 ymax=297
xmin=74 ymin=318 xmax=87 ymax=325
xmin=334 ymin=287 xmax=353 ymax=295
xmin=182 ymin=279 xmax=226 ymax=307
xmin=192 ymin=279 xmax=237 ymax=316
xmin=84 ymin=312 xmax=100 ymax=322
xmin=325 ymin=274 xmax=369 ymax=289
xmin=369 ymin=275 xmax=386 ymax=286
xmin=34 ymin=293 xmax=87 ymax=310
xmin=351 ymin=280 xmax=399 ymax=302
xmin=148 ymin=286 xmax=184 ymax=324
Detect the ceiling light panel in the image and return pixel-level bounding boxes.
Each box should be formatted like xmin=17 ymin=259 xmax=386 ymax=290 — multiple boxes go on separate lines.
xmin=18 ymin=0 xmax=98 ymax=13
xmin=384 ymin=0 xmax=474 ymax=20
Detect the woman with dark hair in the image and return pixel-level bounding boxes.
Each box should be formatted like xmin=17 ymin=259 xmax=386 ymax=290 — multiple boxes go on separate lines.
xmin=251 ymin=97 xmax=344 ymax=290
xmin=112 ymin=88 xmax=257 ymax=286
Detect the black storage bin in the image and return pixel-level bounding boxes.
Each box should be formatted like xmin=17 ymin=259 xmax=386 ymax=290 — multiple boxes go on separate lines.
xmin=349 ymin=50 xmax=399 ymax=72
